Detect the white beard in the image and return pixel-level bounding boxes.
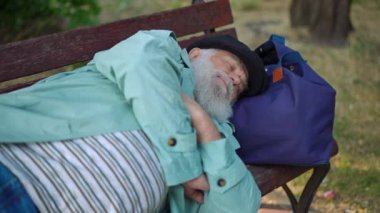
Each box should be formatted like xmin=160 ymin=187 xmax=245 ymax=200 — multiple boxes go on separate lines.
xmin=190 ymin=50 xmax=233 ymax=122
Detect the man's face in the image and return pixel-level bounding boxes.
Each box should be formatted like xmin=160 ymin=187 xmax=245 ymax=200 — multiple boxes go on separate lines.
xmin=209 ymin=50 xmax=248 ymax=101
xmin=189 ymin=48 xmax=248 ymax=121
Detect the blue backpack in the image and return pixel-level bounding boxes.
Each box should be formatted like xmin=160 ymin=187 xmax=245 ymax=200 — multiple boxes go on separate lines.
xmin=230 ymin=35 xmax=336 ymax=166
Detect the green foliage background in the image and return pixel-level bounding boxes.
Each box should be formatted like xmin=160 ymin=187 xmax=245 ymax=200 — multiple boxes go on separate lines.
xmin=0 ymin=0 xmax=101 ymax=43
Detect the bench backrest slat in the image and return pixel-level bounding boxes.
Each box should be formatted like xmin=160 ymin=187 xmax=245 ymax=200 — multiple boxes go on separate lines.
xmin=0 ymin=0 xmax=233 ymax=84
xmin=0 ymin=28 xmax=237 ymax=93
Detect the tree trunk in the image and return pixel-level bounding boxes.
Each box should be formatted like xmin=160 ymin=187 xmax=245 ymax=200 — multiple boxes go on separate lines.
xmin=290 ymin=0 xmax=353 ymax=46
xmin=290 ymin=0 xmax=319 ymax=27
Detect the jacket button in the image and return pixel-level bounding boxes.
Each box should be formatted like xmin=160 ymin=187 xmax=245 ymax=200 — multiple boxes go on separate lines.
xmin=217 ymin=178 xmax=226 ymax=187
xmin=167 ymin=138 xmax=177 ymax=147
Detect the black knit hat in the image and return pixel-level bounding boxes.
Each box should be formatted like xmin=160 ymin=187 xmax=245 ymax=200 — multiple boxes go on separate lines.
xmin=187 ymin=34 xmax=267 ymax=97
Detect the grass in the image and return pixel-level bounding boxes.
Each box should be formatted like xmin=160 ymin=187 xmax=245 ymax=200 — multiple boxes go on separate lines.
xmin=230 ymin=0 xmax=261 ymax=11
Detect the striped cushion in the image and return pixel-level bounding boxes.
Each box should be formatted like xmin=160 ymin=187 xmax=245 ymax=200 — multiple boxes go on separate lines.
xmin=0 ymin=130 xmax=168 ymax=212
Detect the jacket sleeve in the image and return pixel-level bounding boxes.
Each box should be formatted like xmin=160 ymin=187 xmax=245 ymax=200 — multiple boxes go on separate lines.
xmin=90 ymin=30 xmax=202 ymax=186
xmin=198 ymin=123 xmax=262 ymax=213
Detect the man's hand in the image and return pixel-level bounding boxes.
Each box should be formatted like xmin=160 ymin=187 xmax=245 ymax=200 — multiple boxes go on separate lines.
xmin=181 ymin=93 xmax=208 ymax=123
xmin=183 ymin=174 xmax=209 ymax=204
xmin=181 ymin=94 xmax=221 ymax=143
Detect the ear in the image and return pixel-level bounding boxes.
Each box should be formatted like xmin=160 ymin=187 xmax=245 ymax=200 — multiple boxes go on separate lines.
xmin=188 ymin=47 xmax=201 ymax=60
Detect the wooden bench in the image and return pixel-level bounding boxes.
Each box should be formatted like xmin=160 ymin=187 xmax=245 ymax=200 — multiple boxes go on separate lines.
xmin=0 ymin=0 xmax=338 ymax=212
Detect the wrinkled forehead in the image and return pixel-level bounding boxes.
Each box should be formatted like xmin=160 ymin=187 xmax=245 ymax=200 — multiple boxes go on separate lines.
xmin=212 ymin=50 xmax=248 ymax=75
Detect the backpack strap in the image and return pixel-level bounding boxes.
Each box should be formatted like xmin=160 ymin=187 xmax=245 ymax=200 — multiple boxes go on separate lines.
xmin=271 ymin=35 xmax=306 ymax=78
xmin=282 ymin=51 xmax=305 ymax=77
xmin=282 ymin=51 xmax=304 ymax=64
xmin=270 ymin=34 xmax=285 ymax=45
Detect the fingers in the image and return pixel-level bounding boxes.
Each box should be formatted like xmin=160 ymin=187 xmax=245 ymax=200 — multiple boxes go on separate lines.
xmin=181 ymin=93 xmax=197 ymax=112
xmin=183 ymin=174 xmax=210 ymax=204
xmin=193 ymin=175 xmax=209 ymax=191
xmin=184 ymin=185 xmax=205 ymax=204
xmin=181 ymin=93 xmax=191 ymax=103
xmin=184 ymin=174 xmax=209 ymax=191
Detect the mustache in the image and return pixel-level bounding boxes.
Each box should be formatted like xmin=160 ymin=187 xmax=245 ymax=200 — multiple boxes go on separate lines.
xmin=214 ymin=71 xmax=233 ymax=97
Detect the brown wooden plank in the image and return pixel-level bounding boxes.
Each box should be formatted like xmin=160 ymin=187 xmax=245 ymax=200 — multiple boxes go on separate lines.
xmin=0 ymin=0 xmax=233 ymax=83
xmin=250 ymin=139 xmax=338 ymax=195
xmin=248 ymin=165 xmax=309 ymax=196
xmin=0 ymin=28 xmax=237 ymax=94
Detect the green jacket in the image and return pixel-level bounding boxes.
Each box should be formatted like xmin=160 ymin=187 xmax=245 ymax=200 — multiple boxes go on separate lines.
xmin=0 ymin=30 xmax=261 ymax=212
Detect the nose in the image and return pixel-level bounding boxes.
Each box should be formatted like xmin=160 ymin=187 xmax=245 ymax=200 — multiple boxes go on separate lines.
xmin=229 ymin=73 xmax=241 ymax=85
